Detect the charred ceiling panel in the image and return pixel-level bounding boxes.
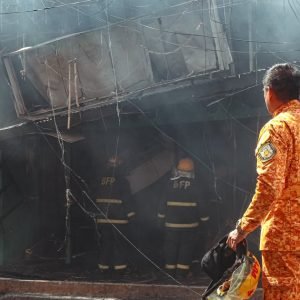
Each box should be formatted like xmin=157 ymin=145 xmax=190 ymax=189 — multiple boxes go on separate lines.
xmin=4 ymin=24 xmax=153 ymax=115
xmin=141 ymin=1 xmax=232 ymax=81
xmin=3 ymin=2 xmax=232 ymax=121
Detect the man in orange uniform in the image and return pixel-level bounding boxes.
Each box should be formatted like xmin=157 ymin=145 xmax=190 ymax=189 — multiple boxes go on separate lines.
xmin=227 ymin=63 xmax=300 ymax=299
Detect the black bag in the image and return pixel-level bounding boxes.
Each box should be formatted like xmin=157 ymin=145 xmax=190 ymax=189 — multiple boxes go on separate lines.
xmin=201 ymin=235 xmax=236 ymax=281
xmin=201 ymin=235 xmax=247 ymax=299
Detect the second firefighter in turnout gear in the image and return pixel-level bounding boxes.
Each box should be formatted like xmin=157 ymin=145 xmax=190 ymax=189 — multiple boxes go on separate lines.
xmin=95 ymin=156 xmax=135 ymax=276
xmin=158 ymin=157 xmax=210 ymax=279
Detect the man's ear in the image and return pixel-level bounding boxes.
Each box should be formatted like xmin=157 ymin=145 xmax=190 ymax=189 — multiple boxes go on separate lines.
xmin=268 ymin=87 xmax=276 ymax=100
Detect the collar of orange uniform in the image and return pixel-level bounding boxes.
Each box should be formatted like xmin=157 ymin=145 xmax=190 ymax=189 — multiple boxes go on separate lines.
xmin=272 ymin=99 xmax=300 ymax=117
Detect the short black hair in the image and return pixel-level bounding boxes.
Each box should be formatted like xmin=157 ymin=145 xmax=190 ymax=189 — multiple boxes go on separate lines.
xmin=262 ymin=63 xmax=300 ymax=102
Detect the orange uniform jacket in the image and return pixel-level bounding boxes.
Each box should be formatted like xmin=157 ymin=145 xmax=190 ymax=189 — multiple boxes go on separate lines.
xmin=240 ymin=100 xmax=300 ymax=251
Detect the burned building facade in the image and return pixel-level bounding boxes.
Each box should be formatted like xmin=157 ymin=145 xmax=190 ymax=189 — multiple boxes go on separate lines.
xmin=0 ymin=0 xmax=298 ymax=298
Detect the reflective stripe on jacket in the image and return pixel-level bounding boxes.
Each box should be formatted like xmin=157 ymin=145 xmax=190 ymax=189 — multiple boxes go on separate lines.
xmin=158 ymin=177 xmax=208 ymax=229
xmin=95 ymin=173 xmax=135 ymax=224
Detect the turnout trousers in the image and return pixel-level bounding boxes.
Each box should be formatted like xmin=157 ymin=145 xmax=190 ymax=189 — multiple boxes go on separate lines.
xmin=262 ymin=250 xmax=300 ymax=300
xmin=164 ymin=229 xmax=198 ymax=277
xmin=98 ymin=224 xmax=129 ymax=271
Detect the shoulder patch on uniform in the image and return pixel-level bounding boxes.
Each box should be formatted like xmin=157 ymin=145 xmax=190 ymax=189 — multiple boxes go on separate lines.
xmin=257 ymin=142 xmax=276 ymax=162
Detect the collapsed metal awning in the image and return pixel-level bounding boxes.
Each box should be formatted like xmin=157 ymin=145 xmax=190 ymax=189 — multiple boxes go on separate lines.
xmin=2 ymin=0 xmax=232 ymax=122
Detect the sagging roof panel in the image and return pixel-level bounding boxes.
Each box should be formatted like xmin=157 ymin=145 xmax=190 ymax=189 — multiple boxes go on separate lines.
xmin=3 ymin=1 xmax=232 ymax=121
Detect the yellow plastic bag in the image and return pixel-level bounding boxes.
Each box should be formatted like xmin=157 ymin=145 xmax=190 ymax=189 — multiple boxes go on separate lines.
xmin=207 ymin=253 xmax=260 ymax=300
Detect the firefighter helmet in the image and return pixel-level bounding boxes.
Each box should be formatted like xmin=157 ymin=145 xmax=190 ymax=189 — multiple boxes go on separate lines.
xmin=176 ymin=158 xmax=194 ymax=172
xmin=201 ymin=236 xmax=261 ymax=300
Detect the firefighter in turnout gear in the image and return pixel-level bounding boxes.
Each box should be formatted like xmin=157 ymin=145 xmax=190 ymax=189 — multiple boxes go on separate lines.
xmin=158 ymin=157 xmax=210 ymax=279
xmin=95 ymin=156 xmax=135 ymax=277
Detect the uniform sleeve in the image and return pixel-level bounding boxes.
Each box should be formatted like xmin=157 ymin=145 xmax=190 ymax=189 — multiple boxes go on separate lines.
xmin=158 ymin=180 xmax=168 ymax=220
xmin=195 ymin=180 xmax=210 ymax=222
xmin=122 ymin=178 xmax=136 ymax=219
xmin=240 ymin=121 xmax=292 ymax=233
